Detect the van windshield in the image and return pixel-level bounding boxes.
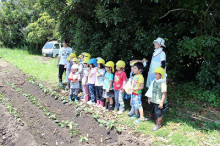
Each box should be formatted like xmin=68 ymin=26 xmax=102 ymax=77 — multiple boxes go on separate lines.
xmin=44 ymin=43 xmax=54 ymax=49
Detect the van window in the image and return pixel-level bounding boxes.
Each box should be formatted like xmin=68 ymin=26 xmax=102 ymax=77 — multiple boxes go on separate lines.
xmin=44 ymin=43 xmax=54 ymax=49
xmin=54 ymin=44 xmax=60 ymax=49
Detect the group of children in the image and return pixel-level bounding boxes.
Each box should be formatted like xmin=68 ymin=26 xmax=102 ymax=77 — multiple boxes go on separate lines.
xmin=58 ymin=37 xmax=167 ymax=131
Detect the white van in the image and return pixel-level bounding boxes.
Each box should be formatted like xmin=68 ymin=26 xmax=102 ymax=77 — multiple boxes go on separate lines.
xmin=42 ymin=41 xmax=61 ymax=57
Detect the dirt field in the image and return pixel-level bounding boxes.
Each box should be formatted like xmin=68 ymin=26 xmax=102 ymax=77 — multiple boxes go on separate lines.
xmin=0 ymin=59 xmax=151 ymax=146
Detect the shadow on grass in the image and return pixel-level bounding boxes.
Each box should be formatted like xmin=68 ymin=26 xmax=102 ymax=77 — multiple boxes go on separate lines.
xmin=124 ymin=98 xmax=220 ymax=133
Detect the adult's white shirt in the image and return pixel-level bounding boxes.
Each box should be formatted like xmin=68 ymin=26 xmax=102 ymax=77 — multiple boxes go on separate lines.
xmin=58 ymin=47 xmax=72 ymax=65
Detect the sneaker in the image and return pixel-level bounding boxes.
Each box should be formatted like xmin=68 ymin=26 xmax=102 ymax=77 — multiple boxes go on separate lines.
xmin=130 ymin=115 xmax=138 ymax=120
xmin=152 ymin=125 xmax=160 ymax=131
xmin=134 ymin=118 xmax=145 ymax=125
xmin=114 ymin=107 xmax=119 ymax=111
xmin=65 ymin=85 xmax=69 ymax=90
xmin=117 ymin=110 xmax=124 ymax=115
xmin=59 ymin=82 xmax=63 ymax=87
xmin=75 ymin=99 xmax=79 ymax=102
xmin=87 ymin=100 xmax=93 ymax=105
xmin=97 ymin=104 xmax=103 ymax=108
xmin=128 ymin=111 xmax=135 ymax=117
xmin=91 ymin=102 xmax=96 ymax=105
xmin=81 ymin=98 xmax=85 ymax=102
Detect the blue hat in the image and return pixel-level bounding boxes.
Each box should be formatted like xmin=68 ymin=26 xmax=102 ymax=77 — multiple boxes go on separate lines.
xmin=88 ymin=58 xmax=98 ymax=67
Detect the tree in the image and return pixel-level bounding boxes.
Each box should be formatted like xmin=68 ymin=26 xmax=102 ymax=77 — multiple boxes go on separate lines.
xmin=25 ymin=12 xmax=56 ymax=51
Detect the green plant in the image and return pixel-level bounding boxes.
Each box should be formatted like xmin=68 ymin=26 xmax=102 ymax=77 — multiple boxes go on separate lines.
xmin=70 ymin=129 xmax=79 ymax=137
xmin=84 ymin=107 xmax=90 ymax=114
xmin=58 ymin=122 xmax=65 ymax=128
xmin=49 ymin=114 xmax=56 ymax=120
xmin=68 ymin=101 xmax=73 ymax=105
xmin=106 ymin=120 xmax=115 ymax=130
xmin=93 ymin=113 xmax=99 ymax=119
xmin=115 ymin=126 xmax=122 ymax=133
xmin=79 ymin=136 xmax=88 ymax=143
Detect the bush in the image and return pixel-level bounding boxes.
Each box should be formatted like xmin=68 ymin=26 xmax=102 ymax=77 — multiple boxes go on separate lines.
xmin=169 ymin=82 xmax=220 ymax=108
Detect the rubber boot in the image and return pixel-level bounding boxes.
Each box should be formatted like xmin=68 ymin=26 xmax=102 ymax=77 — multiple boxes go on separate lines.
xmin=152 ymin=117 xmax=162 ymax=131
xmin=100 ymin=101 xmax=105 ymax=107
xmin=84 ymin=95 xmax=89 ymax=101
xmin=69 ymin=95 xmax=73 ymax=101
xmin=146 ymin=113 xmax=155 ymax=121
xmin=128 ymin=105 xmax=135 ymax=117
xmin=105 ymin=102 xmax=109 ymax=110
xmin=74 ymin=95 xmax=78 ymax=102
xmin=108 ymin=104 xmax=113 ymax=111
xmin=96 ymin=100 xmax=100 ymax=106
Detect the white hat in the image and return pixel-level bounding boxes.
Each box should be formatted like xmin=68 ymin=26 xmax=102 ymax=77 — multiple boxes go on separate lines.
xmin=96 ymin=57 xmax=102 ymax=61
xmin=153 ymin=37 xmax=166 ymax=47
xmin=71 ymin=64 xmax=79 ymax=69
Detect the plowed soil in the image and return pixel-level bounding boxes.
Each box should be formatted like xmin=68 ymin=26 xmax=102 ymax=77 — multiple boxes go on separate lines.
xmin=0 ymin=59 xmax=151 ymax=146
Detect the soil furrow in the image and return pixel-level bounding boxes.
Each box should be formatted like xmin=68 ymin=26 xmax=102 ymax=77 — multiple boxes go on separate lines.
xmin=20 ymin=79 xmax=119 ymax=145
xmin=0 ymin=103 xmax=37 ymax=146
xmin=0 ymin=86 xmax=79 ymax=146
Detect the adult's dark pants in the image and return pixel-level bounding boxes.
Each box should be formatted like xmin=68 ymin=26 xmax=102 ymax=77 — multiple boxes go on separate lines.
xmin=58 ymin=65 xmax=66 ymax=82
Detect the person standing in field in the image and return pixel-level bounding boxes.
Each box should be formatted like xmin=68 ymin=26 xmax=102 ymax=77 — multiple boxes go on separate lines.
xmin=57 ymin=39 xmax=72 ymax=87
xmin=146 ymin=37 xmax=166 ymax=88
xmin=145 ymin=67 xmax=167 ymax=131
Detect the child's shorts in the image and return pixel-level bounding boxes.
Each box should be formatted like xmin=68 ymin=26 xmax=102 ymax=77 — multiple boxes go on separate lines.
xmin=131 ymin=93 xmax=142 ymax=110
xmin=103 ymin=89 xmax=114 ymax=98
xmin=150 ymin=102 xmax=167 ymax=118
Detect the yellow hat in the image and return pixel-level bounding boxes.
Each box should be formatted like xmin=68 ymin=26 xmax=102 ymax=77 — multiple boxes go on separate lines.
xmin=67 ymin=57 xmax=71 ymax=61
xmin=116 ymin=60 xmax=126 ymax=68
xmin=105 ymin=61 xmax=115 ymax=72
xmin=78 ymin=54 xmax=82 ymax=58
xmin=154 ymin=67 xmax=165 ymax=78
xmin=82 ymin=52 xmax=91 ymax=58
xmin=69 ymin=53 xmax=76 ymax=58
xmin=83 ymin=57 xmax=90 ymax=64
xmin=130 ymin=61 xmax=138 ymax=67
xmin=97 ymin=58 xmax=105 ymax=64
xmin=72 ymin=57 xmax=79 ymax=63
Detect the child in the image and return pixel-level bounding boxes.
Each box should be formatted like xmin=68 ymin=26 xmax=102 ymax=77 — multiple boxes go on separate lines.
xmin=57 ymin=39 xmax=72 ymax=87
xmin=114 ymin=60 xmax=127 ymax=114
xmin=81 ymin=52 xmax=91 ymax=60
xmin=72 ymin=57 xmax=79 ymax=65
xmin=146 ymin=37 xmax=166 ymax=88
xmin=130 ymin=62 xmax=145 ymax=124
xmin=66 ymin=53 xmax=76 ymax=90
xmin=95 ymin=58 xmax=106 ymax=107
xmin=103 ymin=61 xmax=114 ymax=111
xmin=82 ymin=57 xmax=90 ymax=101
xmin=87 ymin=58 xmax=98 ymax=105
xmin=68 ymin=64 xmax=81 ymax=102
xmin=145 ymin=67 xmax=167 ymax=131
xmin=127 ymin=61 xmax=137 ymax=116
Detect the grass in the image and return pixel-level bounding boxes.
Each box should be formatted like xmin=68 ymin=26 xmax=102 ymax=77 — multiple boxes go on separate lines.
xmin=0 ymin=47 xmax=220 ymax=145
xmin=0 ymin=48 xmax=58 ymax=84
